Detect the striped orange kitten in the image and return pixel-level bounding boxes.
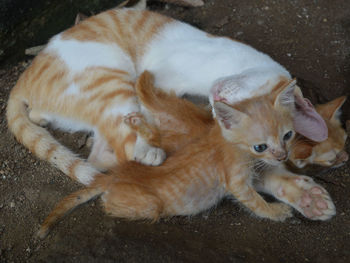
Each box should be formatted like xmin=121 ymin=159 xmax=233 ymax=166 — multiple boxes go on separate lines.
xmin=289 ymin=96 xmax=348 ymax=170
xmin=7 ymin=8 xmax=327 ymax=186
xmin=37 ymin=72 xmax=335 ymax=238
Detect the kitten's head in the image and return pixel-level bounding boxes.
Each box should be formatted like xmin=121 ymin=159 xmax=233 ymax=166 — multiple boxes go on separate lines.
xmin=289 ymin=96 xmax=348 ymax=169
xmin=213 ymin=80 xmax=297 ymax=166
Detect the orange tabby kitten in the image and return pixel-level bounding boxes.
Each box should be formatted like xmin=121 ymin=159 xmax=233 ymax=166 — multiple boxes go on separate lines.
xmin=90 ymin=95 xmax=348 ymax=173
xmin=288 ymin=96 xmax=348 ymax=170
xmin=37 ymin=71 xmax=335 ymax=238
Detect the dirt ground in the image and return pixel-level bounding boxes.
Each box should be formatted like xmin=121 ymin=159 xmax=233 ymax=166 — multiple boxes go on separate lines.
xmin=1 ymin=0 xmax=350 ymax=262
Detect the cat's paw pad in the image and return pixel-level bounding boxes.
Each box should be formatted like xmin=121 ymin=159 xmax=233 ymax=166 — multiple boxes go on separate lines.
xmin=124 ymin=112 xmax=144 ymax=128
xmin=285 ymin=176 xmax=336 ymax=220
xmin=269 ymin=203 xmax=293 ymax=221
xmin=134 ymin=145 xmax=166 ymax=166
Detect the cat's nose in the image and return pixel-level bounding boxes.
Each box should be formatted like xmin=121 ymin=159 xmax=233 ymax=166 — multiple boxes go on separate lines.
xmin=272 ymin=149 xmax=287 ymax=161
xmin=277 ymin=153 xmax=288 ymax=162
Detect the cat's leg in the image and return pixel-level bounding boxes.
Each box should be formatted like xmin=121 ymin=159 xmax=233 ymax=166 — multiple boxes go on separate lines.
xmin=124 ymin=112 xmax=161 ymax=148
xmin=28 ymin=109 xmax=49 ymax=127
xmin=79 ymin=69 xmax=165 ymax=166
xmin=103 ymin=182 xmax=163 ymax=221
xmin=98 ymin=113 xmax=165 ymax=166
xmin=254 ymin=168 xmax=336 ymax=220
xmin=87 ymin=133 xmax=117 ymax=171
xmin=227 ymin=172 xmax=292 ymax=221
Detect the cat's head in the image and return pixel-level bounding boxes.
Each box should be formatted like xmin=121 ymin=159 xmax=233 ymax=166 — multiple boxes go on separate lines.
xmin=213 ymin=79 xmax=297 ymax=166
xmin=289 ymin=96 xmax=348 ymax=169
xmin=210 ymin=69 xmax=328 ymax=143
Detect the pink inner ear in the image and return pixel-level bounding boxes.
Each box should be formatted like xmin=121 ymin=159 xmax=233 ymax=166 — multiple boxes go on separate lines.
xmin=211 ymin=83 xmax=229 ymax=103
xmin=294 ymin=96 xmax=328 ymax=142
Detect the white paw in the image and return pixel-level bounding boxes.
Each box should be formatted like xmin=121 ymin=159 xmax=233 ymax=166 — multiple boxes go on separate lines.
xmin=29 ymin=109 xmax=49 ymax=127
xmin=134 ymin=144 xmax=166 ymax=166
xmin=280 ymin=176 xmax=336 ymax=221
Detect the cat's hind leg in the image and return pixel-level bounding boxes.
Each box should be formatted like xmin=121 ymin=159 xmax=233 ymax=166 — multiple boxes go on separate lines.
xmin=102 ymin=182 xmax=163 ymax=221
xmin=80 ymin=68 xmax=165 ymax=166
xmin=87 ymin=133 xmax=117 ymax=171
xmin=254 ymin=169 xmax=336 ymax=220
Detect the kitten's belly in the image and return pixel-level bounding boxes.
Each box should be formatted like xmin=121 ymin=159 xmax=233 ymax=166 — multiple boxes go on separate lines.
xmin=165 ymin=178 xmax=227 ymax=216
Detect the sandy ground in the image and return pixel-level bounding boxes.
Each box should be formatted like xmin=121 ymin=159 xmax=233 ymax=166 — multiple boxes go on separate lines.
xmin=0 ymin=0 xmax=350 ymax=262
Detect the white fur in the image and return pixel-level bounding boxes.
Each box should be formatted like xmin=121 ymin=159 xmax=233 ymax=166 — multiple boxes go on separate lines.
xmin=103 ymin=102 xmax=140 ymax=119
xmin=64 ymin=83 xmax=80 ymax=96
xmin=74 ymin=163 xmax=98 ymax=185
xmin=41 ymin=112 xmax=93 ymax=133
xmin=46 ymin=35 xmax=136 ymax=76
xmin=140 ymin=21 xmax=290 ymax=97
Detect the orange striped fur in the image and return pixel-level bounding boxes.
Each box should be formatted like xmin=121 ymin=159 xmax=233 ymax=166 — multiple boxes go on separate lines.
xmin=38 ymin=71 xmax=301 ymax=238
xmin=6 ymin=9 xmax=172 ymax=184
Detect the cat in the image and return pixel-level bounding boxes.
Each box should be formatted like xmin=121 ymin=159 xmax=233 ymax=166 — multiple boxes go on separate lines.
xmin=37 ymin=71 xmax=335 ymax=238
xmin=288 ymin=96 xmax=348 ymax=170
xmin=6 ymin=8 xmax=327 ymax=186
xmin=86 ymin=94 xmax=349 ymax=173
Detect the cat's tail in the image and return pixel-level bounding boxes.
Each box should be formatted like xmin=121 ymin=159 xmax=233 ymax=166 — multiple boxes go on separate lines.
xmin=37 ymin=186 xmax=104 ymax=239
xmin=6 ymin=91 xmax=99 ymax=185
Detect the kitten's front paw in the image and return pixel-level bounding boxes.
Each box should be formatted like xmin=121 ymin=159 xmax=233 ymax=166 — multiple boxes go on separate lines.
xmin=278 ymin=176 xmax=336 ymax=220
xmin=134 ymin=143 xmax=166 ymax=166
xmin=268 ymin=203 xmax=293 ymax=221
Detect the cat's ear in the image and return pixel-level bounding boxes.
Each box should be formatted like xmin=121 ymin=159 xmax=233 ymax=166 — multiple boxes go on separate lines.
xmin=273 ymin=79 xmax=328 ymax=142
xmin=273 ymin=79 xmax=297 ymax=109
xmin=316 ymin=96 xmax=347 ymax=121
xmin=213 ymin=101 xmax=248 ymax=129
xmin=293 ymin=91 xmax=328 ymax=142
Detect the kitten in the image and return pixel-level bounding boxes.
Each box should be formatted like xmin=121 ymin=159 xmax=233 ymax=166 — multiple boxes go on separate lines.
xmin=288 ymin=96 xmax=348 ymax=170
xmin=37 ymin=71 xmax=335 ymax=238
xmin=7 ymin=9 xmax=327 ymax=185
xmin=92 ymin=95 xmax=349 ymax=173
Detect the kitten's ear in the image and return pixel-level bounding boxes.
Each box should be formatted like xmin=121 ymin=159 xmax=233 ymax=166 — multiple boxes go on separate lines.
xmin=213 ymin=101 xmax=248 ymax=129
xmin=316 ymin=96 xmax=347 ymax=120
xmin=273 ymin=79 xmax=297 ymax=109
xmin=293 ymin=91 xmax=328 ymax=142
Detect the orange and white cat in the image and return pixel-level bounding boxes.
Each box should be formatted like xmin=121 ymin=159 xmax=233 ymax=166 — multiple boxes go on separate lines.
xmin=289 ymin=96 xmax=348 ymax=170
xmin=37 ymin=71 xmax=335 ymax=238
xmin=7 ymin=8 xmax=327 ymax=185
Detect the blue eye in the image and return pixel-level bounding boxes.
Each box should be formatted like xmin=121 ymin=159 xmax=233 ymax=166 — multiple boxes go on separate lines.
xmin=283 ymin=131 xmax=293 ymax=141
xmin=254 ymin=144 xmax=268 ymax=153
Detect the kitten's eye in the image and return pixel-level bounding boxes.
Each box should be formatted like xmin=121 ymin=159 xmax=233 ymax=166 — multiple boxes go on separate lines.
xmin=254 ymin=144 xmax=268 ymax=153
xmin=283 ymin=131 xmax=293 ymax=141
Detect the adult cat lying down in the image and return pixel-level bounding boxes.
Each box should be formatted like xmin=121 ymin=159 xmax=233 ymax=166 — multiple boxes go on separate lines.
xmin=38 ymin=72 xmax=336 ymax=238
xmin=7 ymin=8 xmax=327 ymax=186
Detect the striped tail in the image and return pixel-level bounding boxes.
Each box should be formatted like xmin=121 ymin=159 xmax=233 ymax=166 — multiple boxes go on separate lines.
xmin=37 ymin=187 xmax=103 ymax=239
xmin=6 ymin=92 xmax=99 ymax=185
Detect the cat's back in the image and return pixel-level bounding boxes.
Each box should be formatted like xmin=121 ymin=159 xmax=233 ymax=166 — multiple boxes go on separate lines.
xmin=46 ymin=9 xmax=172 ymax=65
